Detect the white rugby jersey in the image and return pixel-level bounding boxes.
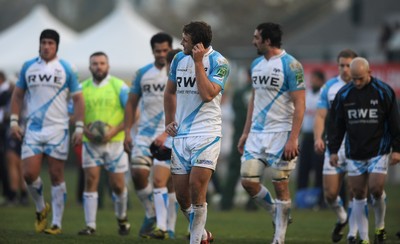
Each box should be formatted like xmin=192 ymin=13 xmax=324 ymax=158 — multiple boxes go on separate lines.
xmin=250 ymin=50 xmax=305 ymax=133
xmin=16 ymin=57 xmax=81 ymax=132
xmin=130 ymin=63 xmax=167 ymax=138
xmin=169 ymin=47 xmax=230 ymax=137
xmin=317 ymin=76 xmax=346 ymax=110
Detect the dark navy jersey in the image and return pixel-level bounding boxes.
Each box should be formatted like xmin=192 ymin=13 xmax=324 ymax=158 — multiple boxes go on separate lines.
xmin=328 ymin=77 xmax=400 ymax=160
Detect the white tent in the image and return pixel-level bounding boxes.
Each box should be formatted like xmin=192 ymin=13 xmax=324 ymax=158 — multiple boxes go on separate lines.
xmin=0 ymin=5 xmax=78 ymax=77
xmin=63 ymin=0 xmax=181 ymax=80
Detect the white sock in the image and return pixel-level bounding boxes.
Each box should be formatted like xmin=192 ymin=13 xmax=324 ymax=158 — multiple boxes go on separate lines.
xmin=353 ymin=198 xmax=369 ymax=241
xmin=327 ymin=196 xmax=347 ymax=224
xmin=273 ymin=199 xmax=291 ymax=243
xmin=153 ymin=187 xmax=168 ymax=231
xmin=347 ymin=200 xmax=358 ymax=237
xmin=167 ymin=193 xmax=178 ymax=232
xmin=51 ymin=182 xmax=66 ymax=227
xmin=181 ymin=206 xmax=192 ymax=221
xmin=27 ymin=177 xmax=45 ymax=212
xmin=190 ymin=203 xmax=208 ymax=244
xmin=371 ymin=191 xmax=386 ymax=230
xmin=252 ymin=185 xmax=275 ymax=217
xmin=83 ymin=192 xmax=98 ymax=229
xmin=112 ymin=187 xmax=128 ymax=220
xmin=136 ymin=184 xmax=155 ymax=218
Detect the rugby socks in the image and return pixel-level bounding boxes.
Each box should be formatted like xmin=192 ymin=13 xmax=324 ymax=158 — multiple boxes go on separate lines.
xmin=27 ymin=177 xmax=45 ymax=212
xmin=153 ymin=187 xmax=168 ymax=231
xmin=190 ymin=203 xmax=208 ymax=244
xmin=274 ymin=199 xmax=291 ymax=243
xmin=371 ymin=191 xmax=386 ymax=230
xmin=328 ymin=196 xmax=347 ymax=224
xmin=347 ymin=199 xmax=358 ymax=237
xmin=112 ymin=187 xmax=128 ymax=220
xmin=182 ymin=205 xmax=208 ymax=241
xmin=83 ymin=191 xmax=98 ymax=229
xmin=167 ymin=192 xmax=178 ymax=233
xmin=253 ymin=185 xmax=275 ymax=216
xmin=136 ymin=184 xmax=156 ymax=218
xmin=51 ymin=182 xmax=66 ymax=227
xmin=353 ymin=198 xmax=369 ymax=241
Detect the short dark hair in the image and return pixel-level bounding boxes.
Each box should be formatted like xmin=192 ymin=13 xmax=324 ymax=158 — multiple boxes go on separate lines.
xmin=90 ymin=51 xmax=108 ymax=60
xmin=183 ymin=21 xmax=212 ymax=48
xmin=150 ymin=32 xmax=173 ymax=49
xmin=167 ymin=49 xmax=182 ymax=64
xmin=336 ymin=49 xmax=358 ymax=62
xmin=256 ymin=23 xmax=283 ymax=48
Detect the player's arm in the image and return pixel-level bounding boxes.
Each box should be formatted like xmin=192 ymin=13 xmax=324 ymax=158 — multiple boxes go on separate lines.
xmin=327 ymin=94 xmax=346 ymax=158
xmin=314 ymin=108 xmax=328 ymax=154
xmin=193 ymin=43 xmax=222 ymax=102
xmin=237 ymin=89 xmax=254 ymax=154
xmin=387 ymin=89 xmax=400 ymax=165
xmin=71 ymin=92 xmax=85 ymax=145
xmin=164 ymin=79 xmax=177 ymax=136
xmin=123 ymin=93 xmax=140 ymax=153
xmin=9 ymin=86 xmax=25 ymax=141
xmin=284 ymin=89 xmax=306 ymax=160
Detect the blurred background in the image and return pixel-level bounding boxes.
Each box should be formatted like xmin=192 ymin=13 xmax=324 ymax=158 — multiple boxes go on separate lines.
xmin=0 ymin=0 xmax=399 ymax=210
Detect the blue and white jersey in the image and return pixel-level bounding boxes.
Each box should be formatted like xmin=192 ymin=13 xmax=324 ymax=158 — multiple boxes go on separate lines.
xmin=250 ymin=50 xmax=305 ymax=133
xmin=169 ymin=47 xmax=230 ymax=138
xmin=317 ymin=76 xmax=346 ymax=110
xmin=130 ymin=63 xmax=167 ymax=138
xmin=16 ymin=57 xmax=81 ymax=132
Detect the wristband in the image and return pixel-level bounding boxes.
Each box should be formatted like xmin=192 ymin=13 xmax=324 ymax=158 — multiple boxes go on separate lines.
xmin=10 ymin=120 xmax=19 ymax=128
xmin=10 ymin=114 xmax=19 ymax=121
xmin=75 ymin=126 xmax=84 ymax=134
xmin=75 ymin=121 xmax=84 ymax=128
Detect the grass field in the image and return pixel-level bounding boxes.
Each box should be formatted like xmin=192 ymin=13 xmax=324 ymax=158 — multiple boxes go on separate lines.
xmin=0 ymin=166 xmax=399 ymax=244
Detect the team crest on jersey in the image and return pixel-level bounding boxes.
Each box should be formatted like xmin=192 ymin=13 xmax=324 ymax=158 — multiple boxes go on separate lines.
xmin=216 ymin=66 xmax=228 ymax=79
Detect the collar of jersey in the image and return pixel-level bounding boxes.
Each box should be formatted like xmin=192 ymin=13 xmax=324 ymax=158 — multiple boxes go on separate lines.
xmin=267 ymin=50 xmax=286 ymax=61
xmin=91 ymin=74 xmax=111 ymax=88
xmin=37 ymin=56 xmax=58 ymax=64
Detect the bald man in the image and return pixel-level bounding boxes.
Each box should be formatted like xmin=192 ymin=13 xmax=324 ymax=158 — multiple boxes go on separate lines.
xmin=328 ymin=57 xmax=400 ymax=244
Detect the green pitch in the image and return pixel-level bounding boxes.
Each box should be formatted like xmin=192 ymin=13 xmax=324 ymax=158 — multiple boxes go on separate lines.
xmin=0 ymin=167 xmax=399 ymax=244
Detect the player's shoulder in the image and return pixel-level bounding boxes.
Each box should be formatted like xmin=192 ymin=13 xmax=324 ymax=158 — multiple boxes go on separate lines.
xmin=281 ymin=52 xmax=303 ymax=71
xmin=21 ymin=57 xmax=39 ymax=71
xmin=323 ymin=77 xmax=341 ymax=90
xmin=371 ymin=77 xmax=396 ymax=99
xmin=336 ymin=82 xmax=354 ymax=98
xmin=250 ymin=56 xmax=264 ymax=69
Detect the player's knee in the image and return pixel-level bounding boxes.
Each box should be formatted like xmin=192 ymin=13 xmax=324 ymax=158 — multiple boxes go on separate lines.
xmin=153 ymin=176 xmax=167 ymax=188
xmin=240 ymin=159 xmax=263 ymax=183
xmin=130 ymin=156 xmax=152 ymax=170
xmin=369 ymin=186 xmax=384 ymax=199
xmin=352 ymin=187 xmax=368 ymax=199
xmin=269 ymin=167 xmax=291 ymax=182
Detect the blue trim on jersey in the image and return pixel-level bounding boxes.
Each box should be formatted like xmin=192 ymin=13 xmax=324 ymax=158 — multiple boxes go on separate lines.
xmin=16 ymin=58 xmax=37 ymax=90
xmin=169 ymin=52 xmax=186 ymax=83
xmin=207 ymin=52 xmax=227 ymax=90
xmin=138 ymin=111 xmax=164 ymax=137
xmin=59 ymin=59 xmax=80 ymax=93
xmin=119 ymin=85 xmax=129 ymax=108
xmin=177 ymin=102 xmax=204 ymax=136
xmin=250 ymin=56 xmax=264 ymax=71
xmin=281 ymin=54 xmax=305 ymax=92
xmin=130 ymin=63 xmax=154 ymax=95
xmin=28 ymin=82 xmax=69 ymax=132
xmin=251 ymin=89 xmax=284 ymax=132
xmin=317 ymin=77 xmax=340 ymax=109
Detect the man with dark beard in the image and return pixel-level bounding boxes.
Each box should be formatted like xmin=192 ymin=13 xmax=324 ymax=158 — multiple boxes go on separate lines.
xmin=77 ymin=52 xmax=131 ymax=236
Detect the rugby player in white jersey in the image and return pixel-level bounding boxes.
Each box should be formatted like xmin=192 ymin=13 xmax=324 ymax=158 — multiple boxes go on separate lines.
xmin=237 ymin=22 xmax=305 ymax=244
xmin=77 ymin=52 xmax=131 ymax=236
xmin=314 ymin=49 xmax=359 ymax=243
xmin=124 ymin=33 xmax=178 ymax=239
xmin=9 ymin=29 xmax=84 ymax=234
xmin=164 ymin=21 xmax=230 ymax=244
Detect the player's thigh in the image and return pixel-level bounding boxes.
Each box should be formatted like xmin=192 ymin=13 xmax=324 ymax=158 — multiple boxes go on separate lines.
xmin=172 ymin=174 xmax=190 ymax=208
xmin=189 ymin=167 xmax=213 ymax=204
xmin=348 ymin=174 xmax=369 ymax=199
xmin=368 ymin=173 xmax=386 ymax=198
xmin=47 ymin=156 xmax=66 ymax=185
xmin=323 ymin=173 xmax=343 ymax=197
xmin=83 ymin=166 xmax=101 ymax=191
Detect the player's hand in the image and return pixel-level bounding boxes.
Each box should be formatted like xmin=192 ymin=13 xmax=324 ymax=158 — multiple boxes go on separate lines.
xmin=83 ymin=125 xmax=98 ymax=143
xmin=124 ymin=134 xmax=133 ymax=154
xmin=237 ymin=133 xmax=248 ymax=154
xmin=101 ymin=126 xmax=117 ymax=143
xmin=283 ymin=138 xmax=299 ymax=161
xmin=165 ymin=122 xmax=178 ymax=137
xmin=329 ymin=154 xmax=339 ymax=167
xmin=154 ymin=132 xmax=168 ymax=147
xmin=192 ymin=43 xmax=206 ymax=63
xmin=314 ymin=138 xmax=325 ymax=155
xmin=390 ymin=152 xmax=400 ymax=165
xmin=72 ymin=130 xmax=83 ymax=146
xmin=10 ymin=124 xmax=23 ymax=141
